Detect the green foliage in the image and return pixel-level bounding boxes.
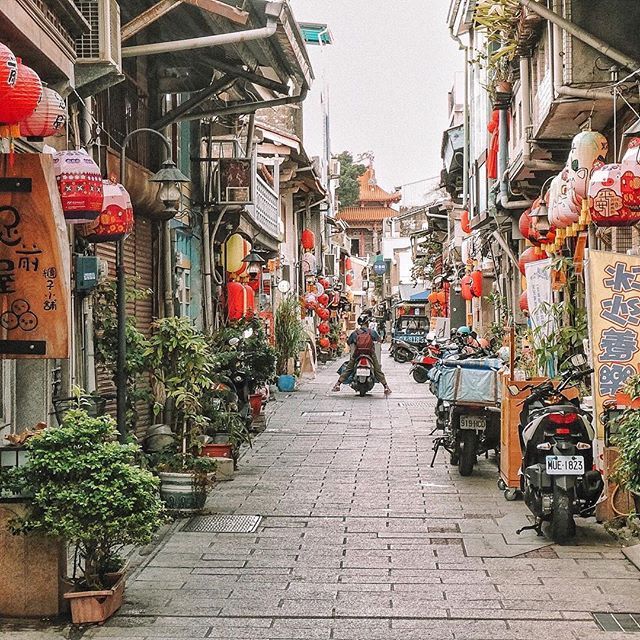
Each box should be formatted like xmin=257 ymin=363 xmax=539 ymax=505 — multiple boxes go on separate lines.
xmin=474 ymin=0 xmax=522 ymax=63
xmin=335 ymin=151 xmax=366 ymax=208
xmin=612 ymin=409 xmax=640 ymax=496
xmin=275 ymin=295 xmax=307 ymax=375
xmin=206 ymin=410 xmax=251 ymax=450
xmin=411 ymin=238 xmax=442 ymax=283
xmin=144 ymin=317 xmax=214 ymax=463
xmin=6 ymin=410 xmax=164 ymax=590
xmin=209 ymin=318 xmax=276 ymax=388
xmin=150 ymin=450 xmax=217 ymax=477
xmin=623 ymin=374 xmax=640 ymax=401
xmin=530 ymin=258 xmax=587 ymax=377
xmin=92 ymin=279 xmax=152 ymax=432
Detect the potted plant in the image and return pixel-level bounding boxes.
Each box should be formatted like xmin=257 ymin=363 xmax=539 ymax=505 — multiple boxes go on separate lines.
xmin=611 ymin=398 xmax=640 ymax=514
xmin=616 ymin=373 xmax=640 ymax=409
xmin=2 ymin=410 xmax=164 ymax=624
xmin=144 ymin=317 xmax=218 ymax=513
xmin=275 ymin=294 xmax=307 ymax=390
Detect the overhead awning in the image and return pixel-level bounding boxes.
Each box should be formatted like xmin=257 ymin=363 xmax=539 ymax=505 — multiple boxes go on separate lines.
xmin=410 ymin=289 xmax=431 ymax=301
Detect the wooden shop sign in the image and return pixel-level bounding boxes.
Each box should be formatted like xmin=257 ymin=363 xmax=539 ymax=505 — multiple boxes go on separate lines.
xmin=0 ymin=154 xmax=70 ymax=358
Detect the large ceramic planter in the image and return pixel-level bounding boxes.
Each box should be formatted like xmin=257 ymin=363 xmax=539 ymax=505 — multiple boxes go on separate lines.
xmin=158 ymin=471 xmax=207 ymax=514
xmin=64 ymin=572 xmax=125 ymax=625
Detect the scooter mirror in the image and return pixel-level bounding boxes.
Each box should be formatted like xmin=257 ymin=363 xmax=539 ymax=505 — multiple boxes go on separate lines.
xmin=228 ymin=337 xmax=240 ymax=347
xmin=570 ymin=353 xmax=587 ymax=367
xmin=242 ymin=328 xmax=254 ymax=339
xmin=508 ymin=385 xmax=520 ymax=396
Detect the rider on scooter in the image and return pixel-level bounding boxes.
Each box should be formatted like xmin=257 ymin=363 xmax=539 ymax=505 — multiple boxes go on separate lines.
xmin=332 ymin=314 xmax=392 ymax=395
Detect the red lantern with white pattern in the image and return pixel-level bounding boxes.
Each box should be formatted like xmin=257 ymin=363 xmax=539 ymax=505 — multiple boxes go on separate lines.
xmin=53 ymin=150 xmax=104 ymax=223
xmin=20 ymin=87 xmax=66 ymax=138
xmin=0 ymin=43 xmax=17 ymax=103
xmin=81 ymin=180 xmax=133 ymax=242
xmin=0 ymin=59 xmax=41 ymax=128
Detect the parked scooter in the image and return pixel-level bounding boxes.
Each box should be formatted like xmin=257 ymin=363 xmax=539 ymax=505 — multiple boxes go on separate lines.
xmin=390 ymin=340 xmax=419 ymax=363
xmin=510 ymin=354 xmax=603 ymax=543
xmin=410 ymin=337 xmax=444 ymax=383
xmin=430 ymin=356 xmax=503 ymax=476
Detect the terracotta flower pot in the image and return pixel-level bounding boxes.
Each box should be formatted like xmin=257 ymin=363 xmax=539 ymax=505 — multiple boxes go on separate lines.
xmin=64 ymin=571 xmax=125 ymax=625
xmin=249 ymin=393 xmax=263 ymax=418
xmin=201 ymin=443 xmax=233 ymax=459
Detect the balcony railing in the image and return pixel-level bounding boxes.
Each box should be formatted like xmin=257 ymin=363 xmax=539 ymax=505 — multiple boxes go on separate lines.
xmin=250 ymin=175 xmax=281 ymax=240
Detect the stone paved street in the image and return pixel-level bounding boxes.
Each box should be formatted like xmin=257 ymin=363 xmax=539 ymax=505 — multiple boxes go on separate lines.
xmin=5 ymin=350 xmax=640 ymax=639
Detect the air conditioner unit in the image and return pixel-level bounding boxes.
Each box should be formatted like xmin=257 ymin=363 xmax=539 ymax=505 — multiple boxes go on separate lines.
xmin=74 ymin=0 xmax=123 ymax=95
xmin=329 ymin=159 xmax=341 ymax=179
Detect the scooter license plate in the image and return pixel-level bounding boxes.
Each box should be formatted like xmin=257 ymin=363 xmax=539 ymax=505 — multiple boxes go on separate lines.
xmin=546 ymin=455 xmax=585 ymax=475
xmin=460 ymin=415 xmax=486 ymax=430
xmin=356 ymin=368 xmax=370 ymax=376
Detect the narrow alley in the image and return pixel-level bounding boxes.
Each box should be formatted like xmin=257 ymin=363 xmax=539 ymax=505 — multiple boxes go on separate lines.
xmin=65 ymin=353 xmax=640 ymax=640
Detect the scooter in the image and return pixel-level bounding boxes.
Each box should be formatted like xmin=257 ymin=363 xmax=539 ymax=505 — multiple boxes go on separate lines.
xmin=511 ymin=354 xmax=603 ymax=543
xmin=351 ymin=353 xmax=376 ymax=396
xmin=410 ymin=343 xmax=442 ymax=383
xmin=390 ymin=340 xmax=419 ymax=363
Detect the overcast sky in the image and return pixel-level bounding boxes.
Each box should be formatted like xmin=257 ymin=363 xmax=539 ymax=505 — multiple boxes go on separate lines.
xmin=290 ymin=1 xmax=463 ymax=192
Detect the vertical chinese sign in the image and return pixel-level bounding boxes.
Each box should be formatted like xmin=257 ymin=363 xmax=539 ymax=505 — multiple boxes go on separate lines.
xmin=587 ymin=250 xmax=640 ymax=439
xmin=0 ymin=154 xmax=70 ymax=358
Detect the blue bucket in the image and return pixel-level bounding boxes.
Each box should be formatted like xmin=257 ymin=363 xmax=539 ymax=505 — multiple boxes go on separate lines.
xmin=277 ymin=375 xmax=296 ymax=392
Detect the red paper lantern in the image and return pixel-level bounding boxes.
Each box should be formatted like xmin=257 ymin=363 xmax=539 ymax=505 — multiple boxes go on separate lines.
xmin=246 ymin=278 xmax=259 ymax=292
xmin=461 ymin=275 xmax=474 ymax=301
xmin=316 ymin=306 xmax=330 ymax=320
xmin=461 ymin=210 xmax=471 ymax=234
xmin=318 ymin=277 xmax=331 ymax=290
xmin=519 ymin=290 xmax=529 ymax=312
xmin=20 ymin=86 xmax=66 ymax=138
xmin=301 ymin=228 xmax=315 ymax=250
xmin=244 ymin=284 xmax=255 ymax=318
xmin=518 ymin=246 xmax=546 ymax=276
xmin=53 ymin=149 xmax=104 ymax=223
xmin=0 ymin=59 xmax=41 ymax=127
xmin=317 ymin=293 xmax=329 ymax=307
xmin=436 ymin=290 xmax=447 ymax=305
xmin=345 ymin=273 xmax=353 ymax=287
xmin=427 ymin=291 xmax=438 ymax=304
xmin=471 ymin=271 xmax=483 ymax=297
xmin=0 ymin=43 xmax=17 ymax=103
xmin=227 ymin=281 xmax=246 ymax=321
xmin=80 ymin=180 xmax=133 ymax=242
xmin=318 ymin=321 xmax=330 ymax=335
xmin=344 ymin=256 xmax=352 ymax=271
xmin=319 ymin=337 xmax=330 ymax=349
xmin=304 ymin=292 xmax=317 ymax=309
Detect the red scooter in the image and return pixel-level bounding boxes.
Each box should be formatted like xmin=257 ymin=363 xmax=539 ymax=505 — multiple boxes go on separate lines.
xmin=410 ymin=342 xmax=442 ymax=383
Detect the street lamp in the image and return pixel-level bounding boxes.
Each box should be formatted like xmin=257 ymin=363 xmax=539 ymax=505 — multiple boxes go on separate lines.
xmin=242 ymin=250 xmax=266 ymax=277
xmin=116 ymin=128 xmax=190 ymax=442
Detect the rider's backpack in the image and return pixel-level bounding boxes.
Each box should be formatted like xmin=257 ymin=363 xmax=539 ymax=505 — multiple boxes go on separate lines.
xmin=355 ymin=329 xmax=374 ymax=354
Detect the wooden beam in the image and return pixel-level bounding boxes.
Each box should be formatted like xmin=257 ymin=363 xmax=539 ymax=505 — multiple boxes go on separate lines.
xmin=122 ymin=0 xmax=249 ymax=42
xmin=122 ymin=0 xmax=183 ymax=42
xmin=183 ymin=0 xmax=249 ymax=25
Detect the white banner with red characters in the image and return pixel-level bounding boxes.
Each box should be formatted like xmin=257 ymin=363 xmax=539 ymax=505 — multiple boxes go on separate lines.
xmin=586 ymin=250 xmax=640 ymax=440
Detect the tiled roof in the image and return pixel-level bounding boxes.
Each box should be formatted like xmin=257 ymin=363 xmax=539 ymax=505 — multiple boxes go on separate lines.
xmin=357 ymin=167 xmax=401 ymax=203
xmin=337 ymin=206 xmax=396 ymax=222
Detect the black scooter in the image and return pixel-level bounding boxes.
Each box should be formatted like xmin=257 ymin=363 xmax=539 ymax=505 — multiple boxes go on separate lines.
xmin=510 ymin=354 xmax=603 ymax=543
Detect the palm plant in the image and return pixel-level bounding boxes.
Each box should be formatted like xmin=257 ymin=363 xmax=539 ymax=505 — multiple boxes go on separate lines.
xmin=275 ymin=294 xmax=307 ymax=375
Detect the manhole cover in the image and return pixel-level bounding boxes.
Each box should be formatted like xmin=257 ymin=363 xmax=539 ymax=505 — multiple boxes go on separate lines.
xmin=301 ymin=411 xmax=345 ymax=417
xmin=181 ymin=515 xmax=262 ymax=533
xmin=593 ymin=613 xmax=640 ymax=632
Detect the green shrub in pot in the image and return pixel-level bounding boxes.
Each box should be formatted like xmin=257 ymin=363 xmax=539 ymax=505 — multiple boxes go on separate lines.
xmin=612 ymin=379 xmax=640 ymax=509
xmin=4 ymin=410 xmax=165 ymax=591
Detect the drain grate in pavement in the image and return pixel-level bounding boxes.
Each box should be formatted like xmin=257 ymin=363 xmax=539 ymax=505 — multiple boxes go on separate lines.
xmin=301 ymin=411 xmax=345 ymax=417
xmin=593 ymin=613 xmax=640 ymax=632
xmin=181 ymin=515 xmax=262 ymax=533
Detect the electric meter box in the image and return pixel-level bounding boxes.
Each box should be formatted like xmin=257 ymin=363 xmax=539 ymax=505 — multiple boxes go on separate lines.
xmin=75 ymin=256 xmax=100 ymax=292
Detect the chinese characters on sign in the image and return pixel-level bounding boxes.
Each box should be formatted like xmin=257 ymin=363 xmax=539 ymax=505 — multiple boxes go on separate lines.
xmin=588 ymin=251 xmax=640 ymax=438
xmin=0 ymin=154 xmax=70 ymax=358
xmin=524 ymin=258 xmax=553 ymax=341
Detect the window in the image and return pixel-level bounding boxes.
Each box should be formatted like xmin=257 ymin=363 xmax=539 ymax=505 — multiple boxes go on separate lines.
xmin=350 ymin=238 xmax=360 ymax=256
xmin=177 ymin=269 xmax=191 ymax=317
